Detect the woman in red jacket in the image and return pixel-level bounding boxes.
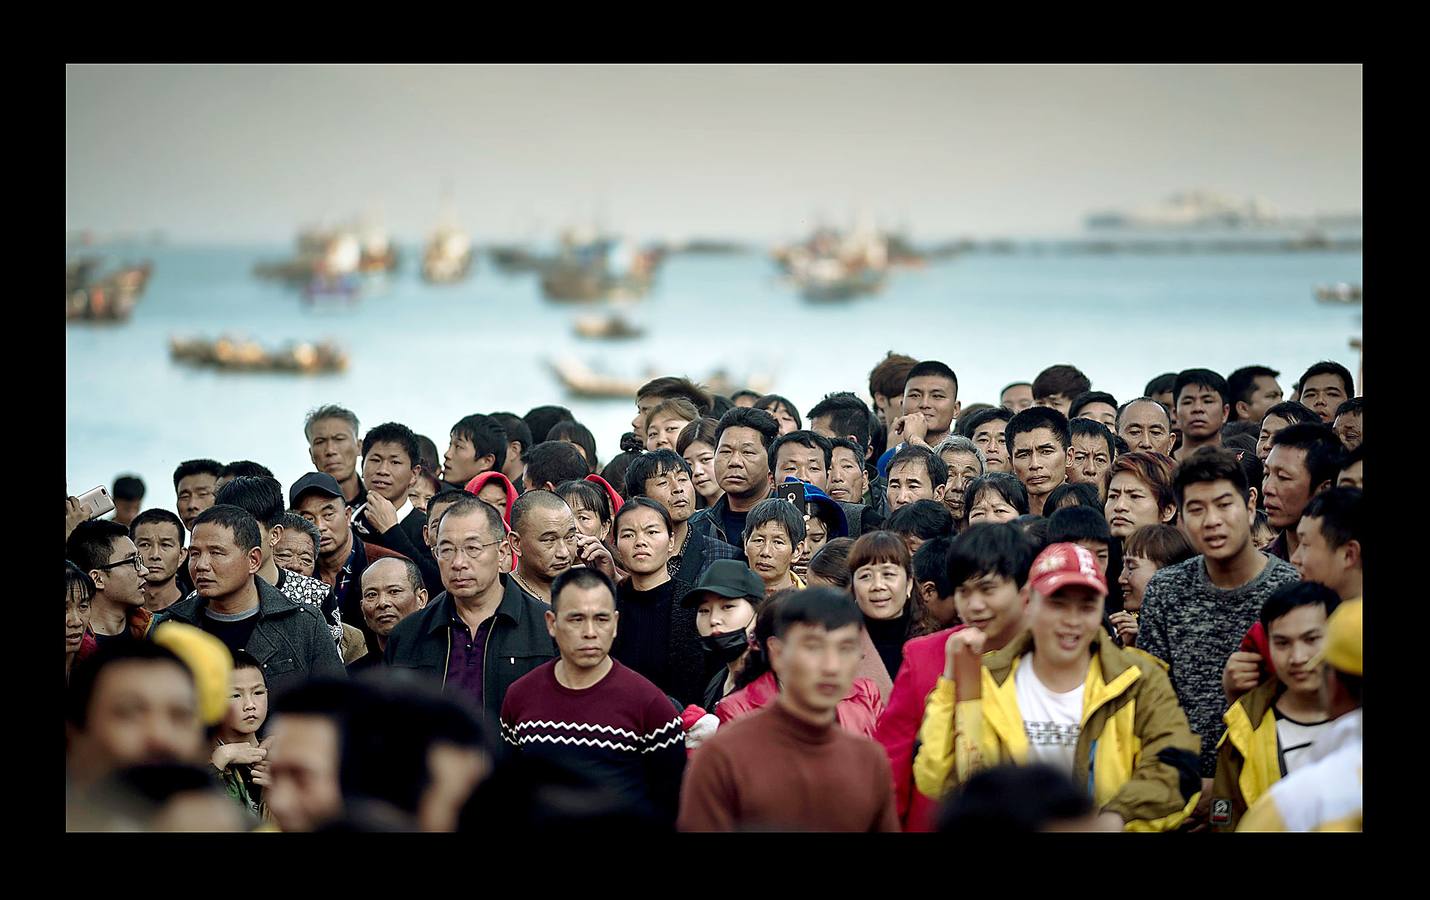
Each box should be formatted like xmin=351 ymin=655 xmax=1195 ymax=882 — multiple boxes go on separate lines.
xmin=713 ymin=588 xmax=884 ymax=738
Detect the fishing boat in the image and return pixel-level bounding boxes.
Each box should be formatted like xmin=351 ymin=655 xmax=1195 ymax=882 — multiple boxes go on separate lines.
xmin=774 ymin=223 xmax=890 ymax=301
xmin=65 ymin=259 xmax=154 ymax=322
xmin=170 ymin=335 xmax=348 ymax=374
xmin=573 ymin=313 xmax=645 ymax=340
xmin=489 ymin=244 xmax=546 ymax=273
xmin=422 ymin=224 xmax=474 ymax=284
xmin=1314 ymin=283 xmax=1362 ymax=304
xmin=540 ymin=229 xmax=660 ymax=302
xmin=549 ymin=357 xmax=772 ymax=400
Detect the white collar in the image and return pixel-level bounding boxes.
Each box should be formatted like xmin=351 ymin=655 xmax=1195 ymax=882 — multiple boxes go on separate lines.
xmin=393 ymin=498 xmax=414 ymax=522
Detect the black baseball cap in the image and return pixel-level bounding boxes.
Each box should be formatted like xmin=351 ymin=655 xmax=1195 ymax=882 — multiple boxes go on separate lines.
xmin=680 ymin=559 xmax=766 ymax=608
xmin=289 ymin=471 xmax=346 ymax=507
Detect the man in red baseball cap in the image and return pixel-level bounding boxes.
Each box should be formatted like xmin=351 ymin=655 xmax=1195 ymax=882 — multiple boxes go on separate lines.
xmin=913 ymin=543 xmax=1202 ymax=831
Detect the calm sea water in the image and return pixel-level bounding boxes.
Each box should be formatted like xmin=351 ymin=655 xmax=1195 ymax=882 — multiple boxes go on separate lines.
xmin=65 ymin=243 xmax=1362 ymax=513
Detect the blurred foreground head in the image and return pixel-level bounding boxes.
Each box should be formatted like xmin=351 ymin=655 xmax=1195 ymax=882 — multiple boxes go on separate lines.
xmin=265 ymin=671 xmax=495 ymax=832
xmin=936 ymin=764 xmax=1097 ymax=833
xmin=69 ymin=763 xmax=248 ymax=832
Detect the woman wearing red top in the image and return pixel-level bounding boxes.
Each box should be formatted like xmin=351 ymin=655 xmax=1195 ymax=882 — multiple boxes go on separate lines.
xmin=713 ymin=589 xmax=884 ymax=738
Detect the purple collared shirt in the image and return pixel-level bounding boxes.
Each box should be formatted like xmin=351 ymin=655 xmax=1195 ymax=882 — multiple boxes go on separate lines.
xmin=445 ymin=613 xmax=495 ymax=705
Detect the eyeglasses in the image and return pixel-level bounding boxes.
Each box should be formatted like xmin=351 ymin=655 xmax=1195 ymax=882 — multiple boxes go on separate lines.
xmin=434 ymin=539 xmax=503 ymax=562
xmin=95 ymin=553 xmax=145 ymax=573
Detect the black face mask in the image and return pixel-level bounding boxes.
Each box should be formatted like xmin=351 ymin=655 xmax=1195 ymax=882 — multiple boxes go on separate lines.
xmin=700 ymin=629 xmax=751 ymax=665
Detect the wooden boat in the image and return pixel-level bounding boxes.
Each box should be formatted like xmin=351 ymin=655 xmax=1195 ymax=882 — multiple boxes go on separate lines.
xmin=573 ymin=313 xmax=645 ymax=340
xmin=170 ymin=336 xmax=348 ymax=374
xmin=550 ymin=357 xmax=771 ymax=400
xmin=1315 ymin=283 xmax=1361 ymax=304
xmin=65 ymin=259 xmax=153 ymax=322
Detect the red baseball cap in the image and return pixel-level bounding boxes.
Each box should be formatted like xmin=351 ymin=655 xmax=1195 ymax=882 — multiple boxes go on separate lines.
xmin=1029 ymin=543 xmax=1108 ymax=597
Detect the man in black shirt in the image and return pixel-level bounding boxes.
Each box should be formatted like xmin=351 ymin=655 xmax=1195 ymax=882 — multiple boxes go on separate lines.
xmin=353 ymin=421 xmax=443 ymax=594
xmin=686 ymin=407 xmax=780 ymax=552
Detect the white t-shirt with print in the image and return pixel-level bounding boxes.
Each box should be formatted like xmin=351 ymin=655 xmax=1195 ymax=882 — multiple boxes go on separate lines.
xmin=1015 ymin=653 xmax=1084 ymax=777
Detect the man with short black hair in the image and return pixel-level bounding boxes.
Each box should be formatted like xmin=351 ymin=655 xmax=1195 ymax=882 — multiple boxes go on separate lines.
xmin=1067 ymin=418 xmax=1116 ymax=502
xmin=1117 ymin=398 xmax=1175 ymax=457
xmin=1000 ymin=381 xmax=1034 ymax=413
xmin=1263 ymin=422 xmax=1344 ymax=561
xmin=490 ymin=412 xmax=534 ymax=491
xmin=384 ymin=496 xmax=558 ymax=717
xmin=130 ymin=508 xmax=188 ymax=613
xmin=1173 ymin=368 xmax=1231 ymax=462
xmin=876 ymin=523 xmax=1034 ymax=831
xmin=1211 ymin=582 xmax=1340 ymax=831
xmin=1227 ymin=366 xmax=1284 ymax=424
xmin=67 ymin=520 xmax=153 ymax=648
xmin=501 ymin=567 xmax=686 ymax=826
xmin=1069 ymin=392 xmax=1118 ymax=431
xmin=687 ymin=407 xmax=780 ymax=548
xmin=174 ymin=459 xmax=224 ymax=534
xmin=354 ymin=421 xmax=443 ymax=593
xmin=1137 ymin=448 xmax=1299 ymax=824
xmin=214 ymin=476 xmax=344 ymax=646
xmin=1032 ymin=364 xmax=1091 ymax=417
xmin=1336 ymin=445 xmax=1363 ymax=490
xmin=678 ymin=587 xmax=900 ymax=832
xmin=886 ymin=445 xmax=949 ymax=514
xmin=1332 ymin=398 xmax=1362 ymax=451
xmin=111 ymin=475 xmax=144 ymax=528
xmin=625 ymin=449 xmax=741 ymax=582
xmin=520 ymin=441 xmax=589 ymax=493
xmin=808 ymin=392 xmax=873 ymax=458
xmin=153 ymin=505 xmax=346 ymax=694
xmin=1006 ymin=407 xmax=1072 ymax=516
xmin=216 ymin=461 xmax=275 ymax=491
xmin=440 ymin=413 xmax=508 ymax=492
xmin=1144 ymin=373 xmax=1177 ymax=414
xmin=894 ymin=360 xmax=961 ymax=451
xmin=351 ymin=557 xmax=429 ymax=672
xmin=889 ymin=503 xmax=953 ymax=561
xmin=1256 ymin=400 xmax=1322 ymax=463
xmin=305 ymin=404 xmax=365 ymax=505
xmin=423 ymin=489 xmax=470 ymax=552
xmin=959 ymin=407 xmax=1012 ymax=474
xmin=1296 ymin=361 xmax=1355 ymax=424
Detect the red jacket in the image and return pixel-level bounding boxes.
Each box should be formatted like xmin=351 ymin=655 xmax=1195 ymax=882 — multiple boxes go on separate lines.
xmin=713 ymin=670 xmax=884 ymax=739
xmin=873 ymin=624 xmax=966 ymax=833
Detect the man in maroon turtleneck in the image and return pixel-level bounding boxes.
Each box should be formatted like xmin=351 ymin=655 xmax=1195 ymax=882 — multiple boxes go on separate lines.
xmin=677 ymin=587 xmax=899 ymax=832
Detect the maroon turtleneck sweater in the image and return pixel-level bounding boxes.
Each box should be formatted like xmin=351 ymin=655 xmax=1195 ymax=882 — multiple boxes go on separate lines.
xmin=678 ymin=700 xmax=900 ymax=832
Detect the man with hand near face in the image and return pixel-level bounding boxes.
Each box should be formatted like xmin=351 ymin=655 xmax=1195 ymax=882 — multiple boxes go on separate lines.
xmin=353 ymin=422 xmax=443 ymax=595
xmin=913 ymin=542 xmax=1201 ymax=831
xmin=500 ymin=568 xmax=686 ymax=827
xmin=678 ymin=587 xmax=901 ymax=832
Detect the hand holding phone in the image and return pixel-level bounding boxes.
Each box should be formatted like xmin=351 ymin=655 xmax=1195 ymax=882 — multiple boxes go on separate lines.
xmin=776 ymin=481 xmax=808 ymax=518
xmin=75 ymin=486 xmax=115 ymax=522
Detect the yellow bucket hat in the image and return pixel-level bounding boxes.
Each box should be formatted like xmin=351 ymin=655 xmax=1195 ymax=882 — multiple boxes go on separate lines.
xmin=151 ymin=621 xmax=234 ymax=726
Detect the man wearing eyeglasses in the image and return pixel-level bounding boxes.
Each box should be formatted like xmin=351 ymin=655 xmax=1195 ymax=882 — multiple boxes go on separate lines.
xmin=66 ymin=520 xmax=154 ymax=651
xmin=384 ymin=495 xmax=557 ymax=718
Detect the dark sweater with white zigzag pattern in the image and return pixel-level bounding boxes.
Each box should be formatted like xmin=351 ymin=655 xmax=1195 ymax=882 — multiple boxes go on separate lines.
xmin=500 ymin=658 xmax=686 ymax=824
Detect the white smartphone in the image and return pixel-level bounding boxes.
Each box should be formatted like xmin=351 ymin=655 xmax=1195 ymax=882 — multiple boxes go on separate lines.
xmin=76 ymin=485 xmax=115 ymax=520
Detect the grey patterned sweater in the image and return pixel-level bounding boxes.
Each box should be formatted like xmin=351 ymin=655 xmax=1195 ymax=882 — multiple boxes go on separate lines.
xmin=1136 ymin=553 xmax=1300 ymax=777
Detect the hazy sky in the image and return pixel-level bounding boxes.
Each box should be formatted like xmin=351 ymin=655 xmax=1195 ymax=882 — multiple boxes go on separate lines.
xmin=66 ymin=64 xmax=1361 ymax=244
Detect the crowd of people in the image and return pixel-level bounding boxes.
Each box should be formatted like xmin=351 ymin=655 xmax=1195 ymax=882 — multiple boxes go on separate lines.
xmin=63 ymin=353 xmax=1364 ymax=832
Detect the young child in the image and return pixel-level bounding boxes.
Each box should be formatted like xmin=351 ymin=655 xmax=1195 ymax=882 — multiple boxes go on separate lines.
xmin=210 ymin=650 xmax=272 ymax=821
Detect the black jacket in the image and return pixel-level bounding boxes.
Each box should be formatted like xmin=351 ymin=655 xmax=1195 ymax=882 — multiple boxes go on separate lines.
xmin=153 ymin=577 xmax=347 ymax=696
xmin=383 ymin=577 xmax=556 ymax=719
xmin=838 ymin=501 xmax=883 ymax=539
xmin=354 ymin=505 xmax=443 ymax=595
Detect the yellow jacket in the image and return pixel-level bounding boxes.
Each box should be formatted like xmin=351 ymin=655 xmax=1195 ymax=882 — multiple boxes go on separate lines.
xmin=1210 ymin=679 xmax=1282 ymax=831
xmin=1238 ymin=709 xmax=1362 ymax=832
xmin=912 ymin=630 xmax=1200 ymax=831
